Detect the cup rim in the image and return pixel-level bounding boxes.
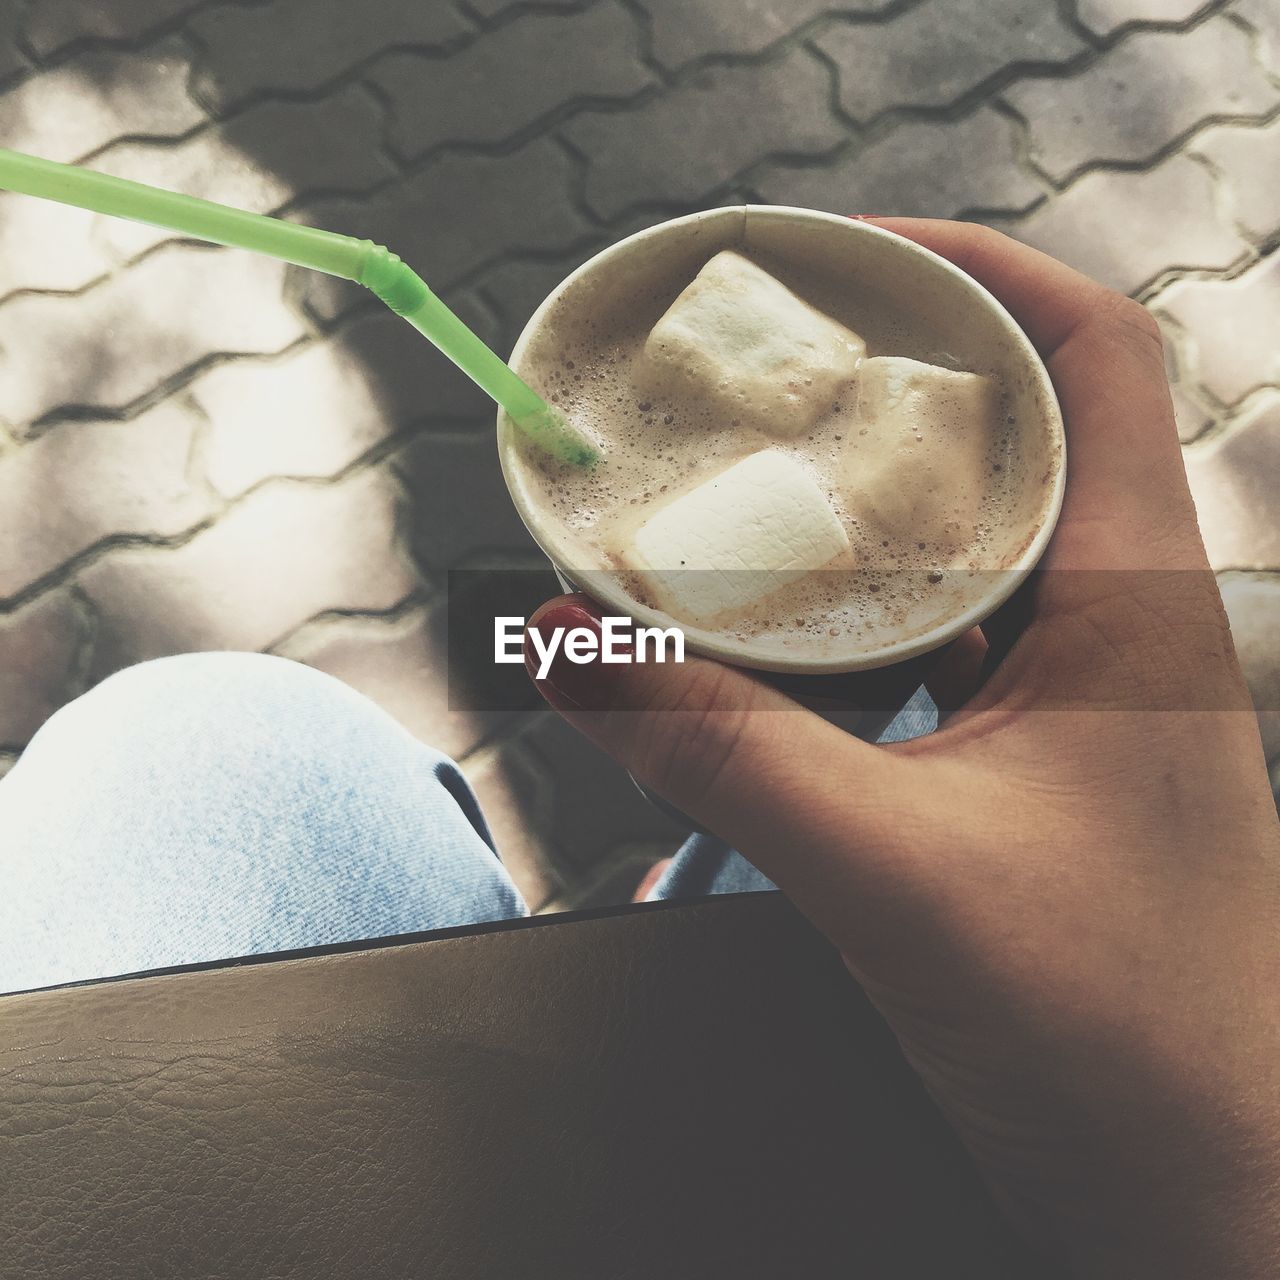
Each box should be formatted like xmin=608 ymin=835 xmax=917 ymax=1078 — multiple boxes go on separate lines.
xmin=497 ymin=205 xmax=1066 ymax=675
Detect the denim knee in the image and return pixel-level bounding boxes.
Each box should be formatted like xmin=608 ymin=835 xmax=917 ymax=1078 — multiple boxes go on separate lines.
xmin=1 ymin=652 xmax=526 ymax=990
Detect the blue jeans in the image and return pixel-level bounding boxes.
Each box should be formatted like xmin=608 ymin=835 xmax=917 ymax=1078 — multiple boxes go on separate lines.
xmin=0 ymin=653 xmax=937 ymax=994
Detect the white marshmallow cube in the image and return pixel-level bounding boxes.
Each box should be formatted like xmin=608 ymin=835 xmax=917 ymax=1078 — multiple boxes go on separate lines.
xmin=641 ymin=250 xmax=865 ymax=439
xmin=616 ymin=449 xmax=850 ymax=621
xmin=843 ymin=356 xmax=998 ymax=551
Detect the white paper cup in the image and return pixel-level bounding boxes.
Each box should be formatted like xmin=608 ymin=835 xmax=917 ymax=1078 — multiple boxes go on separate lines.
xmin=498 ymin=206 xmax=1065 ymax=678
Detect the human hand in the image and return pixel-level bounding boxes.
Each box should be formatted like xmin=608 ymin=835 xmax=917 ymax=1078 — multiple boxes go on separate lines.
xmin=524 ymin=220 xmax=1280 ymax=1277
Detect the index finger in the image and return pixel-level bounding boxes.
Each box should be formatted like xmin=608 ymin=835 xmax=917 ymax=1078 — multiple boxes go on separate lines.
xmin=862 ymin=216 xmax=1110 ymax=357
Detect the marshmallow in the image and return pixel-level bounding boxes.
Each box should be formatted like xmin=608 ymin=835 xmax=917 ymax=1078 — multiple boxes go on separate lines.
xmin=843 ymin=356 xmax=998 ymax=552
xmin=641 ymin=250 xmax=865 ymax=439
xmin=616 ymin=449 xmax=850 ymax=621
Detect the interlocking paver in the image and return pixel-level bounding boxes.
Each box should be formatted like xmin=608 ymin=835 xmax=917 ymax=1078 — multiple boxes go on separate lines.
xmin=562 ymin=46 xmax=845 ymax=220
xmin=1156 ymin=314 xmax=1216 ymax=443
xmin=754 ymin=106 xmax=1042 ymax=219
xmin=466 ymin=0 xmax=586 ymax=16
xmin=0 ymin=191 xmax=115 ymax=298
xmin=462 ymin=737 xmax=562 ymax=909
xmin=472 ymin=208 xmax=673 ymax=352
xmin=372 ymin=2 xmax=651 ymax=162
xmin=475 ymin=247 xmax=607 ymax=355
xmin=393 ymin=434 xmax=539 ymax=572
xmin=1219 ymin=572 xmax=1280 ymax=763
xmin=1155 ymin=251 xmax=1280 ymax=406
xmin=638 ymin=0 xmax=893 ymax=68
xmin=0 ymin=86 xmax=395 ymax=300
xmin=0 ymin=245 xmax=306 ymax=428
xmin=474 ymin=253 xmax=587 ymax=356
xmin=1005 ymin=19 xmax=1279 ymax=182
xmin=0 ymin=40 xmax=204 ymax=163
xmin=0 ymin=398 xmax=213 ymax=600
xmin=467 ymin=715 xmax=685 ymax=905
xmin=1191 ymin=115 xmax=1280 ymax=244
xmin=815 ymin=0 xmax=1085 ymax=124
xmin=1171 ymin=383 xmax=1215 ymax=444
xmin=0 ymin=589 xmax=84 ymax=748
xmin=273 ymin=601 xmax=518 ymax=763
xmin=196 ymin=310 xmax=493 ymax=499
xmin=189 ymin=0 xmax=470 ymax=112
xmin=518 ymin=713 xmax=687 ymax=877
xmin=546 ymin=845 xmax=672 ymax=911
xmin=294 ymin=135 xmax=595 ymax=321
xmin=90 ymin=86 xmax=397 ymax=263
xmin=24 ymin=0 xmax=203 ymax=56
xmin=0 ymin=9 xmax=27 ymax=83
xmin=471 ymin=209 xmax=689 ymax=351
xmin=1183 ymin=392 xmax=1280 ymax=572
xmin=1074 ymin=0 xmax=1211 ymax=37
xmin=80 ymin=466 xmax=416 ymax=679
xmin=1005 ymin=153 xmax=1250 ymax=295
xmin=1233 ymin=0 xmax=1280 ymax=75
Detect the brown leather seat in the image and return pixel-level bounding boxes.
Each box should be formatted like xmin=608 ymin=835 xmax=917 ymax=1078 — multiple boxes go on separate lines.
xmin=0 ymin=893 xmax=1054 ymax=1277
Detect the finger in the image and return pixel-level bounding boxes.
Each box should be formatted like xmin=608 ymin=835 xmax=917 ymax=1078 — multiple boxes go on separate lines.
xmin=865 ymin=216 xmax=1127 ymax=360
xmin=924 ymin=628 xmax=988 ymax=717
xmin=523 ymin=595 xmax=925 ymax=941
xmin=863 ymin=218 xmax=1202 ymax=576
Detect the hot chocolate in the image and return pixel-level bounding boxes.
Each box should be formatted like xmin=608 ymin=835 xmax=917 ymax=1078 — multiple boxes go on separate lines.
xmin=498 ymin=208 xmax=1063 ymax=672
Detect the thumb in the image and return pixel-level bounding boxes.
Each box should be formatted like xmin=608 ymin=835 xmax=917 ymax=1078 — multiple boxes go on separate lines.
xmin=524 ymin=594 xmax=922 ymax=935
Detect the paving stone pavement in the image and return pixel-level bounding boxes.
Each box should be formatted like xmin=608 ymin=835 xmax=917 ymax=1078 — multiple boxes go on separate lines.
xmin=0 ymin=0 xmax=1276 ymax=902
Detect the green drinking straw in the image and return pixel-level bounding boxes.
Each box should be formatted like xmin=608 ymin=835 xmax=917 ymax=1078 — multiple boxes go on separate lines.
xmin=0 ymin=146 xmax=597 ymax=466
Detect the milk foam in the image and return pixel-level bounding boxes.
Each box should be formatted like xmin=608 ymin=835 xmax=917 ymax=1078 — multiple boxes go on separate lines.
xmin=511 ymin=246 xmax=1035 ymax=658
